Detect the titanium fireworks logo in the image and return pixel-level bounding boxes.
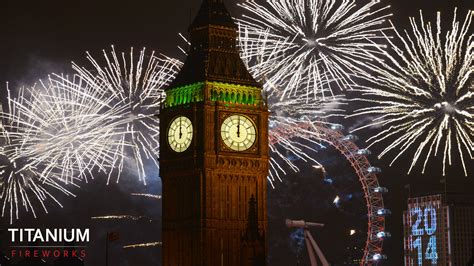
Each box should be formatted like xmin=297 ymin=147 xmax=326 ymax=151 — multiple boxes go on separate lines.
xmin=7 ymin=228 xmax=89 ymax=260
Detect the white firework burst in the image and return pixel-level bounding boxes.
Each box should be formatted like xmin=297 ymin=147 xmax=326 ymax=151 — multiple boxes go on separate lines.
xmin=350 ymin=9 xmax=473 ymax=176
xmin=238 ymin=0 xmax=391 ymax=100
xmin=1 ymin=77 xmax=118 ymax=183
xmin=0 ymin=155 xmax=75 ymax=224
xmin=1 ymin=85 xmax=81 ymax=223
xmin=73 ymin=46 xmax=182 ymax=184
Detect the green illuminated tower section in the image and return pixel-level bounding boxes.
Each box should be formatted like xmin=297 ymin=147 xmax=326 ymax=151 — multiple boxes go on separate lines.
xmin=159 ymin=0 xmax=268 ymax=265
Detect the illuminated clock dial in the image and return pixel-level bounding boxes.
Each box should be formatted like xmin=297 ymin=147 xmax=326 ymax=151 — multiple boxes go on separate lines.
xmin=221 ymin=115 xmax=257 ymax=151
xmin=168 ymin=116 xmax=193 ymax=153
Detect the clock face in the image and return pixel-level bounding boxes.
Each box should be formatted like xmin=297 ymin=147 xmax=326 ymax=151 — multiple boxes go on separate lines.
xmin=221 ymin=115 xmax=257 ymax=151
xmin=168 ymin=116 xmax=193 ymax=153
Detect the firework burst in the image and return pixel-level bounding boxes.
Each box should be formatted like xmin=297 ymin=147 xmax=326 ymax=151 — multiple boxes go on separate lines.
xmin=1 ymin=99 xmax=75 ymax=224
xmin=238 ymin=0 xmax=391 ymax=100
xmin=1 ymin=77 xmax=120 ymax=183
xmin=73 ymin=46 xmax=182 ymax=184
xmin=350 ymin=9 xmax=473 ymax=176
xmin=0 ymin=155 xmax=75 ymax=224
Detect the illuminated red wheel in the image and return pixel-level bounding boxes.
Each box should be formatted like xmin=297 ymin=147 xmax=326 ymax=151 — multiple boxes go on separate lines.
xmin=269 ymin=120 xmax=387 ymax=265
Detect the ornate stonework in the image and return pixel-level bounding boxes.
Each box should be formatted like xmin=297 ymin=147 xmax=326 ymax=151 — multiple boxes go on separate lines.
xmin=165 ymin=81 xmax=264 ymax=108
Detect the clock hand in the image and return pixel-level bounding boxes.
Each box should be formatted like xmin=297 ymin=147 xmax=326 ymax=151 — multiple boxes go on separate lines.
xmin=179 ymin=124 xmax=183 ymax=139
xmin=237 ymin=117 xmax=241 ymax=138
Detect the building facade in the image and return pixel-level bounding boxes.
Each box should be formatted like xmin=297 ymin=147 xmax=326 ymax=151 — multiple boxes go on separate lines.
xmin=403 ymin=194 xmax=474 ymax=265
xmin=159 ymin=0 xmax=268 ymax=265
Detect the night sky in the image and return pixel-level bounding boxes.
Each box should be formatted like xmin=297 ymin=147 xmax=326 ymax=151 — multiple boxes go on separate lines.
xmin=1 ymin=0 xmax=473 ymax=265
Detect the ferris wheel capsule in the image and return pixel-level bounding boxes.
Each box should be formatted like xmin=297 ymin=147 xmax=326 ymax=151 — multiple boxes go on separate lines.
xmin=342 ymin=134 xmax=359 ymax=141
xmin=377 ymin=209 xmax=392 ymax=216
xmin=372 ymin=253 xmax=387 ymax=261
xmin=356 ymin=149 xmax=372 ymax=155
xmin=330 ymin=124 xmax=344 ymax=131
xmin=367 ymin=167 xmax=382 ymax=173
xmin=373 ymin=187 xmax=388 ymax=193
xmin=269 ymin=120 xmax=278 ymax=129
xmin=376 ymin=231 xmax=391 ymax=239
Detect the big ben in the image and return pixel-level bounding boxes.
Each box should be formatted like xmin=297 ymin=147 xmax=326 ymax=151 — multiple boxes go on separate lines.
xmin=159 ymin=0 xmax=269 ymax=265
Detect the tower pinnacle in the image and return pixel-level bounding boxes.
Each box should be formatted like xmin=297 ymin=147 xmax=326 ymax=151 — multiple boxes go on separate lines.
xmin=189 ymin=0 xmax=236 ymax=30
xmin=168 ymin=0 xmax=259 ymax=89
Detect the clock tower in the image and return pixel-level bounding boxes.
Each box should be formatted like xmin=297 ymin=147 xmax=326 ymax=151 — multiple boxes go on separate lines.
xmin=159 ymin=0 xmax=269 ymax=265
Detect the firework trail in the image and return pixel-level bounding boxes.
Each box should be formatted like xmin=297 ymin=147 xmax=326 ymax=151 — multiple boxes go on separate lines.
xmin=123 ymin=242 xmax=162 ymax=249
xmin=350 ymin=9 xmax=473 ymax=176
xmin=130 ymin=193 xmax=161 ymax=200
xmin=238 ymin=0 xmax=391 ymax=100
xmin=73 ymin=46 xmax=182 ymax=184
xmin=91 ymin=215 xmax=153 ymax=222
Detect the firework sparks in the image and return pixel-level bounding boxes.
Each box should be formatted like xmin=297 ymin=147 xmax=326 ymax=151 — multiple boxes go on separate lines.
xmin=73 ymin=46 xmax=182 ymax=184
xmin=0 ymin=155 xmax=76 ymax=224
xmin=350 ymin=9 xmax=473 ymax=176
xmin=1 ymin=46 xmax=182 ymax=221
xmin=130 ymin=193 xmax=162 ymax=200
xmin=238 ymin=0 xmax=391 ymax=100
xmin=0 ymin=143 xmax=75 ymax=224
xmin=267 ymin=90 xmax=346 ymax=184
xmin=1 ymin=77 xmax=120 ymax=183
xmin=0 ymin=80 xmax=100 ymax=223
xmin=123 ymin=242 xmax=162 ymax=249
xmin=91 ymin=215 xmax=153 ymax=222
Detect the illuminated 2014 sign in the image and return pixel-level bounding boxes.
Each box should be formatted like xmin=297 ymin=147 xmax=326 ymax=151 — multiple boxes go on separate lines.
xmin=408 ymin=200 xmax=439 ymax=265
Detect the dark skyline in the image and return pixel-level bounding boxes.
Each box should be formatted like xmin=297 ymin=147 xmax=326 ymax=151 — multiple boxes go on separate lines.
xmin=1 ymin=0 xmax=473 ymax=265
